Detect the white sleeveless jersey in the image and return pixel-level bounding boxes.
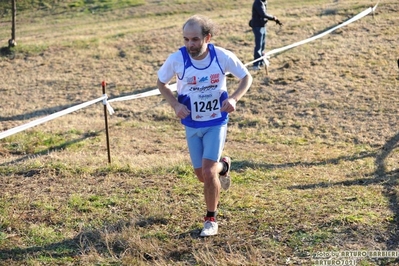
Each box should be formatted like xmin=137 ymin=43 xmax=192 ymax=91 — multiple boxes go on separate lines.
xmin=158 ymin=44 xmax=249 ymax=128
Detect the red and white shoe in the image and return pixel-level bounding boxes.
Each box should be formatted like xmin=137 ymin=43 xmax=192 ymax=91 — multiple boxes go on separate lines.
xmin=200 ymin=217 xmax=218 ymax=237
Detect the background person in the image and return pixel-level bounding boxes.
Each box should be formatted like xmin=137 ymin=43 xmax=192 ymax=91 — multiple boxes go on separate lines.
xmin=250 ymin=0 xmax=282 ymax=70
xmin=157 ymin=15 xmax=253 ymax=237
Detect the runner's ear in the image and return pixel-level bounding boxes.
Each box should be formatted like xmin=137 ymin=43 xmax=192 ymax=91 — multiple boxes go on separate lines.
xmin=205 ymin=33 xmax=212 ymax=43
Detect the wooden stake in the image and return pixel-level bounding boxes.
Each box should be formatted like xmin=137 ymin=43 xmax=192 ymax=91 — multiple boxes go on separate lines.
xmin=102 ymin=81 xmax=111 ymax=164
xmin=9 ymin=0 xmax=17 ymax=47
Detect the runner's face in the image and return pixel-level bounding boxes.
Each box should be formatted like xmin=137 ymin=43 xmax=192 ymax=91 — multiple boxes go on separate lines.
xmin=183 ymin=24 xmax=210 ymax=60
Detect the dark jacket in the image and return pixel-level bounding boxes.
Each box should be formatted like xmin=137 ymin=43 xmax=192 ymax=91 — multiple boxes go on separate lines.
xmin=251 ymin=0 xmax=275 ymax=27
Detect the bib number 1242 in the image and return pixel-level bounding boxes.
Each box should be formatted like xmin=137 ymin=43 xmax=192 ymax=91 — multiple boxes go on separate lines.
xmin=193 ymin=99 xmax=219 ymax=112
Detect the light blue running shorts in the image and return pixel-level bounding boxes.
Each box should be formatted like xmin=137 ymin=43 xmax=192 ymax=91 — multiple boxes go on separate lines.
xmin=184 ymin=124 xmax=227 ymax=169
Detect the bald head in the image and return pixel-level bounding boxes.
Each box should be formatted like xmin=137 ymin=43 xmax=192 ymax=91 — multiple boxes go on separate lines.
xmin=183 ymin=15 xmax=217 ymax=38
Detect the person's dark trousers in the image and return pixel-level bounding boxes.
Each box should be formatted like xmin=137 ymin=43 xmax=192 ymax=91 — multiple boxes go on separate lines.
xmin=252 ymin=26 xmax=266 ymax=67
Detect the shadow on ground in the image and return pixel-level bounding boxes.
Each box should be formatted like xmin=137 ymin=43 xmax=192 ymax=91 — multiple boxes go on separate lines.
xmin=0 ymin=46 xmax=15 ymax=59
xmin=285 ymin=131 xmax=399 ymax=255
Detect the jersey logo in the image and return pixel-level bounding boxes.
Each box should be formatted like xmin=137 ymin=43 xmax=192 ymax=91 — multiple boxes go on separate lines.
xmin=187 ymin=76 xmax=197 ymax=85
xmin=199 ymin=76 xmax=209 ymax=83
xmin=189 ymin=84 xmax=217 ymax=92
xmin=210 ymin=73 xmax=219 ymax=84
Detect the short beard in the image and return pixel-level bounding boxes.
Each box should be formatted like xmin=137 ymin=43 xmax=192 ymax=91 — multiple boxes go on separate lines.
xmin=187 ymin=46 xmax=206 ymax=59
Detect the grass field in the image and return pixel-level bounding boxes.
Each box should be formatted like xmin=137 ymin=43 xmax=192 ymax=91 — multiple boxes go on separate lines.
xmin=1 ymin=0 xmax=399 ymax=265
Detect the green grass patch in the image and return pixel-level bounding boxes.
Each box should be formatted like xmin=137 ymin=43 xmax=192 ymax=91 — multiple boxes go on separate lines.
xmin=27 ymin=223 xmax=64 ymax=246
xmin=11 ymin=43 xmax=49 ymax=56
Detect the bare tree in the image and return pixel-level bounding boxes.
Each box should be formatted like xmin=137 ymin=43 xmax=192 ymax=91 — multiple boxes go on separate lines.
xmin=8 ymin=0 xmax=16 ymax=47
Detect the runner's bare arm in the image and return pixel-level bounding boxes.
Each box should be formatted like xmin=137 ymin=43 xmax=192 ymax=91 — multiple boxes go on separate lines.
xmin=157 ymin=79 xmax=190 ymax=119
xmin=220 ymin=74 xmax=253 ymax=113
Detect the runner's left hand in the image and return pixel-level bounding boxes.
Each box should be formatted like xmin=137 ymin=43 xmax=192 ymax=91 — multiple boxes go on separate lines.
xmin=220 ymin=98 xmax=237 ymax=113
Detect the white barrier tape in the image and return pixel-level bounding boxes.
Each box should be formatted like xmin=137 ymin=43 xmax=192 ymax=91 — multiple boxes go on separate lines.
xmin=102 ymin=93 xmax=108 ymax=105
xmin=107 ymin=83 xmax=177 ymax=104
xmin=0 ymin=95 xmax=107 ymax=140
xmin=105 ymin=84 xmax=177 ymax=115
xmin=246 ymin=2 xmax=379 ymax=66
xmin=106 ymin=102 xmax=115 ymax=115
xmin=101 ymin=93 xmax=115 ymax=115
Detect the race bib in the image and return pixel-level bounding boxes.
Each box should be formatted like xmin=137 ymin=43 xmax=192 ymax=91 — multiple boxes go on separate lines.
xmin=190 ymin=91 xmax=221 ymax=121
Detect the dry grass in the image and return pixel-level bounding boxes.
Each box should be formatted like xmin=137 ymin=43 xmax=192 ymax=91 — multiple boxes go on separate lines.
xmin=1 ymin=0 xmax=399 ymax=265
